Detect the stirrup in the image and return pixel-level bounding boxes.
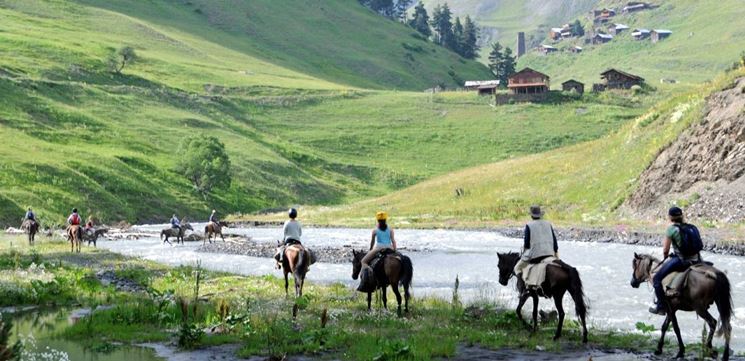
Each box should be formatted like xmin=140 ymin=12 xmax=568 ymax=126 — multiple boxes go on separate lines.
xmin=648 ymin=306 xmax=666 ymax=316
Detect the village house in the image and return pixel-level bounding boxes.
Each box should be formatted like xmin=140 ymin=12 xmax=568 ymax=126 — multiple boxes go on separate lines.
xmin=609 ymin=23 xmax=629 ymax=35
xmin=632 ymin=28 xmax=651 ymax=40
xmin=539 ymin=44 xmax=558 ymax=55
xmin=600 ymin=69 xmax=645 ymax=89
xmin=651 ymin=29 xmax=672 ymax=43
xmin=593 ymin=33 xmax=614 ymax=44
xmin=569 ymin=46 xmax=583 ymax=54
xmin=549 ymin=27 xmax=564 ymax=40
xmin=592 ymin=8 xmax=616 ymax=24
xmin=464 ymin=80 xmax=500 ymax=91
xmin=623 ymin=2 xmax=651 ymax=14
xmin=507 ymin=68 xmax=550 ymax=94
xmin=562 ymin=79 xmax=585 ymax=94
xmin=477 ymin=84 xmax=498 ymax=96
xmin=549 ymin=24 xmax=573 ymax=40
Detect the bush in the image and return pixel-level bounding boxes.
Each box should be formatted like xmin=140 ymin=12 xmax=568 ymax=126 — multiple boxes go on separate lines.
xmin=106 ymin=46 xmax=137 ymax=74
xmin=175 ymin=136 xmax=231 ymax=195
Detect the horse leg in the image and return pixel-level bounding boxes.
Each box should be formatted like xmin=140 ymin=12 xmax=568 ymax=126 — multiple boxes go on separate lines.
xmin=553 ymin=291 xmax=566 ymax=341
xmin=531 ymin=292 xmax=539 ymax=333
xmin=698 ymin=310 xmax=717 ymax=351
xmin=367 ymin=292 xmax=372 ymax=311
xmin=284 ymin=270 xmax=289 ymax=296
xmin=515 ymin=292 xmax=530 ymax=328
xmin=670 ymin=311 xmax=685 ymax=358
xmin=655 ymin=315 xmax=671 ymax=355
xmin=381 ymin=285 xmax=388 ymax=310
xmin=403 ymin=282 xmax=410 ymax=313
xmin=392 ymin=286 xmax=403 ymax=317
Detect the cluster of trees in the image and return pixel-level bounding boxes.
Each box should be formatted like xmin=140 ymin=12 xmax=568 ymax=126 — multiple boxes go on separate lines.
xmin=359 ymin=1 xmax=480 ymax=60
xmin=487 ymin=42 xmax=516 ymax=86
xmin=176 ymin=136 xmax=232 ymax=197
xmin=571 ymin=19 xmax=585 ymax=37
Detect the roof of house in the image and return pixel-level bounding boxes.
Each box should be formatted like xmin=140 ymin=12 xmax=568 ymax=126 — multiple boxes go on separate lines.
xmin=464 ymin=80 xmax=500 ymax=87
xmin=562 ymin=79 xmax=584 ymax=85
xmin=652 ymin=29 xmax=673 ymax=34
xmin=623 ymin=4 xmax=647 ymax=11
xmin=507 ymin=82 xmax=549 ymax=88
xmin=510 ymin=67 xmax=550 ymax=80
xmin=574 ymin=46 xmax=583 ymax=50
xmin=477 ymin=84 xmax=498 ymax=90
xmin=601 ymin=68 xmax=645 ymax=81
xmin=595 ymin=33 xmax=614 ymax=39
xmin=551 ymin=27 xmax=564 ymax=33
xmin=541 ymin=44 xmax=557 ymax=49
xmin=614 ymin=23 xmax=629 ymax=29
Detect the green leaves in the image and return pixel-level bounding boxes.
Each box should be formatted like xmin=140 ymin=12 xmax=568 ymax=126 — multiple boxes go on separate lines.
xmin=175 ymin=136 xmax=232 ymax=196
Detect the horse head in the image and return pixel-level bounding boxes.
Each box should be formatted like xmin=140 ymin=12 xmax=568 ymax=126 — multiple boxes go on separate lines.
xmin=183 ymin=223 xmax=194 ymax=231
xmin=630 ymin=252 xmax=657 ymax=288
xmin=351 ymin=249 xmax=364 ymax=280
xmin=497 ymin=252 xmax=520 ymax=286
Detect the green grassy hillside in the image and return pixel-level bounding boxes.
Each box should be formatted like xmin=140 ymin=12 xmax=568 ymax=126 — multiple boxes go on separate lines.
xmin=295 ymin=68 xmax=745 ymax=227
xmin=0 ymin=0 xmax=648 ymax=226
xmin=519 ymin=0 xmax=745 ymax=86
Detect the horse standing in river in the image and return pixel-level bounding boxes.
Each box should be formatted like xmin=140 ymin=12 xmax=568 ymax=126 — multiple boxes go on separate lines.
xmin=161 ymin=221 xmax=193 ymax=245
xmin=204 ymin=221 xmax=227 ymax=244
xmin=276 ymin=241 xmax=313 ymax=297
xmin=631 ymin=253 xmax=732 ymax=360
xmin=67 ymin=225 xmax=82 ymax=253
xmin=82 ymin=228 xmax=109 ymax=247
xmin=22 ymin=220 xmax=39 ymax=245
xmin=351 ymin=249 xmax=413 ymax=316
xmin=497 ymin=252 xmax=588 ymax=343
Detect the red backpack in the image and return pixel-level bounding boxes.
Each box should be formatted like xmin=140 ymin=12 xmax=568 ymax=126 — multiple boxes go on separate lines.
xmin=70 ymin=214 xmax=81 ymax=225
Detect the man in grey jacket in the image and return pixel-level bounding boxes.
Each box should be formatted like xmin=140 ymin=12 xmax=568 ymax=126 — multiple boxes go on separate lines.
xmin=514 ymin=205 xmax=559 ymax=278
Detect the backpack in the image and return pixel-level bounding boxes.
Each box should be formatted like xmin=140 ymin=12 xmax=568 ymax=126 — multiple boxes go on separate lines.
xmin=70 ymin=214 xmax=81 ymax=225
xmin=674 ymin=223 xmax=703 ymax=257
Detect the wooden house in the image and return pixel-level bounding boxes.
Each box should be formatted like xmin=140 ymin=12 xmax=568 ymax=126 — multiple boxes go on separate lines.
xmin=569 ymin=46 xmax=583 ymax=54
xmin=651 ymin=29 xmax=672 ymax=43
xmin=593 ymin=33 xmax=614 ymax=44
xmin=622 ymin=2 xmax=650 ymax=13
xmin=549 ymin=27 xmax=564 ymax=40
xmin=562 ymin=80 xmax=585 ymax=94
xmin=508 ymin=68 xmax=550 ymax=94
xmin=600 ymin=69 xmax=644 ymax=89
xmin=592 ymin=8 xmax=616 ymax=24
xmin=632 ymin=28 xmax=650 ymax=40
xmin=477 ymin=84 xmax=498 ymax=96
xmin=609 ymin=23 xmax=629 ymax=35
xmin=464 ymin=80 xmax=500 ymax=90
xmin=539 ymin=44 xmax=558 ymax=55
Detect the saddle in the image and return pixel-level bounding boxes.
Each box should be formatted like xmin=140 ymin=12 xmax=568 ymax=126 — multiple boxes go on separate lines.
xmin=370 ymin=248 xmax=400 ymax=269
xmin=662 ymin=262 xmax=715 ymax=297
xmin=521 ymin=257 xmax=560 ymax=296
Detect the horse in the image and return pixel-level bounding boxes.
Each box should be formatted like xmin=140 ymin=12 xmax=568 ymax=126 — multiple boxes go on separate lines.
xmin=161 ymin=222 xmax=193 ymax=245
xmin=21 ymin=220 xmax=39 ymax=245
xmin=497 ymin=252 xmax=588 ymax=343
xmin=204 ymin=221 xmax=227 ymax=244
xmin=82 ymin=228 xmax=109 ymax=247
xmin=67 ymin=225 xmax=82 ymax=253
xmin=630 ymin=253 xmax=732 ymax=360
xmin=351 ymin=249 xmax=413 ymax=316
xmin=275 ymin=241 xmax=313 ymax=298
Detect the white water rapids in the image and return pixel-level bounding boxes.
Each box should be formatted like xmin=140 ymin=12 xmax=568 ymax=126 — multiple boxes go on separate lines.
xmin=97 ymin=224 xmax=745 ymax=351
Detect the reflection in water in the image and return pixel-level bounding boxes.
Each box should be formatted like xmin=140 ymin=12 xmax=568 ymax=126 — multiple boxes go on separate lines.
xmin=6 ymin=308 xmax=161 ymax=361
xmin=103 ymin=225 xmax=744 ymax=351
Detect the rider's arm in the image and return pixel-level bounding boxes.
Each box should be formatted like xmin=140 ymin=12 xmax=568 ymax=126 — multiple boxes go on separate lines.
xmin=390 ymin=229 xmax=397 ymax=251
xmin=552 ymin=227 xmax=558 ymax=252
xmin=523 ymin=225 xmax=531 ymax=250
xmin=370 ymin=230 xmax=376 ymax=251
xmin=662 ymin=236 xmax=672 ymax=259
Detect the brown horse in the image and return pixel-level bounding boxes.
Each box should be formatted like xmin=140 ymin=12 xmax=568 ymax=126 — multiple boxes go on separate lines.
xmin=497 ymin=252 xmax=588 ymax=343
xmin=22 ymin=220 xmax=39 ymax=245
xmin=82 ymin=228 xmax=109 ymax=247
xmin=67 ymin=225 xmax=82 ymax=253
xmin=204 ymin=221 xmax=227 ymax=244
xmin=351 ymin=249 xmax=413 ymax=316
xmin=161 ymin=222 xmax=193 ymax=245
xmin=276 ymin=241 xmax=313 ymax=297
xmin=631 ymin=253 xmax=732 ymax=360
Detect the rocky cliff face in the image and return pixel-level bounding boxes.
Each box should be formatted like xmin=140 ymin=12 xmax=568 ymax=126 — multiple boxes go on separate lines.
xmin=624 ymin=77 xmax=745 ymax=222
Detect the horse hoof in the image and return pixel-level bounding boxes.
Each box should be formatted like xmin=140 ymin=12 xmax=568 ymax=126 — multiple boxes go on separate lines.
xmin=653 ymin=350 xmax=662 ymax=356
xmin=675 ymin=352 xmax=685 ymax=359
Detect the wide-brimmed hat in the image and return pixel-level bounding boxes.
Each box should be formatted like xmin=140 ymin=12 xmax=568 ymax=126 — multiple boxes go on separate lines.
xmin=529 ymin=205 xmax=544 ymax=218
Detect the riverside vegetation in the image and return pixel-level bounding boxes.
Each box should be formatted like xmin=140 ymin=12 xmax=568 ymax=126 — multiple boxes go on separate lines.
xmin=0 ymin=235 xmax=668 ymax=360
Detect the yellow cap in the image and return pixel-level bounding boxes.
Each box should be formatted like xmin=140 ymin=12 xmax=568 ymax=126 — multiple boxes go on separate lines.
xmin=375 ymin=211 xmax=388 ymax=221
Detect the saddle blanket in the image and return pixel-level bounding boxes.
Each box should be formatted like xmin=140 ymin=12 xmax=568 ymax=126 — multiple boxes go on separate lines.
xmin=660 ymin=262 xmax=716 ymax=297
xmin=522 ymin=256 xmax=558 ymax=288
xmin=370 ymin=249 xmax=401 ymax=269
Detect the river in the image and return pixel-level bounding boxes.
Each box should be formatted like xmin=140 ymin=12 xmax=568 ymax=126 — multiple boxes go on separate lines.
xmin=97 ymin=224 xmax=745 ymax=352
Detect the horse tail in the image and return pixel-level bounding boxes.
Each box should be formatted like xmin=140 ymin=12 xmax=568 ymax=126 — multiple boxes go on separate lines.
xmin=714 ymin=270 xmax=733 ymax=342
xmin=160 ymin=230 xmax=165 ymax=240
xmin=399 ymin=255 xmax=413 ymax=290
xmin=295 ymin=246 xmax=306 ymax=274
xmin=559 ymin=260 xmax=588 ymax=319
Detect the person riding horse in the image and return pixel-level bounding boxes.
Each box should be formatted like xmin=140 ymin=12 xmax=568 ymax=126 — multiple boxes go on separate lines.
xmin=170 ymin=214 xmax=181 ymax=230
xmin=24 ymin=207 xmax=36 ymax=223
xmin=649 ymin=206 xmax=704 ymax=315
xmin=358 ymin=211 xmax=397 ymax=291
xmin=277 ymin=208 xmax=302 ymax=265
xmin=67 ymin=208 xmax=82 ymax=227
xmin=514 ymin=205 xmax=558 ymax=281
xmin=84 ymin=215 xmax=95 ymax=236
xmin=209 ymin=209 xmax=218 ymax=224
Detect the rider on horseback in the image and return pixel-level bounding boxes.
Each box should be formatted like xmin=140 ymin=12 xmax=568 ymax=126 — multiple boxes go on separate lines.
xmin=24 ymin=207 xmax=36 ymax=222
xmin=84 ymin=216 xmax=95 ymax=235
xmin=67 ymin=208 xmax=82 ymax=226
xmin=358 ymin=212 xmax=397 ymax=291
xmin=170 ymin=214 xmax=181 ymax=229
xmin=649 ymin=206 xmax=704 ymax=315
xmin=514 ymin=206 xmax=558 ymax=280
xmin=277 ymin=208 xmax=302 ymax=265
xmin=209 ymin=209 xmax=218 ymax=224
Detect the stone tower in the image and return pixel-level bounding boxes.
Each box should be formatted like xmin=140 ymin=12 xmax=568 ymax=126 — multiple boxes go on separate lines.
xmin=516 ymin=32 xmax=526 ymax=58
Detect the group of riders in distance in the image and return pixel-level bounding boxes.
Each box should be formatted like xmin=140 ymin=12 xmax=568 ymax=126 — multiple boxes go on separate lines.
xmin=17 ymin=204 xmax=733 ymax=359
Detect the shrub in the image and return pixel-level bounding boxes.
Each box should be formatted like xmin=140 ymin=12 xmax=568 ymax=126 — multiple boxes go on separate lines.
xmin=106 ymin=46 xmax=137 ymax=74
xmin=175 ymin=136 xmax=231 ymax=195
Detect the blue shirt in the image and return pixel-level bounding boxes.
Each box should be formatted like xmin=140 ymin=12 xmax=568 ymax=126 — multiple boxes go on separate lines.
xmin=171 ymin=217 xmax=180 ymax=227
xmin=375 ymin=228 xmax=392 ymax=247
xmin=25 ymin=211 xmax=35 ymax=220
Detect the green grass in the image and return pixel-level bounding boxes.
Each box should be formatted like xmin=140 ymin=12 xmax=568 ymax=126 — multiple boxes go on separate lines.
xmin=293 ymin=68 xmax=745 ymax=227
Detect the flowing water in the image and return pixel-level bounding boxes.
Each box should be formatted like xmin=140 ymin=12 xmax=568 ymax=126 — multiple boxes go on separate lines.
xmin=98 ymin=224 xmax=745 ymax=352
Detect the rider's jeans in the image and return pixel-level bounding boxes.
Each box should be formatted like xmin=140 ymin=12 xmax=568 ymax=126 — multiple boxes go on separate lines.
xmin=652 ymin=255 xmax=687 ymax=305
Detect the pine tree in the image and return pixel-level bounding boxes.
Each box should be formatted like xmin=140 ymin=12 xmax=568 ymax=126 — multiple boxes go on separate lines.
xmin=488 ymin=42 xmax=503 ymax=78
xmin=395 ymin=0 xmax=413 ymax=22
xmin=408 ymin=2 xmax=431 ymax=37
xmin=452 ymin=16 xmax=464 ymax=56
xmin=462 ymin=15 xmax=479 ymax=59
xmin=430 ymin=3 xmax=454 ymax=49
xmin=501 ymin=47 xmax=516 ymax=81
xmin=571 ymin=19 xmax=585 ymax=37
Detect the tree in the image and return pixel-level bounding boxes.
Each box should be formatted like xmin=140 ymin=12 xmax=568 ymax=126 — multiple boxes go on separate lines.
xmin=408 ymin=2 xmax=431 ymax=37
xmin=395 ymin=0 xmax=413 ymax=22
xmin=359 ymin=0 xmax=410 ymax=20
xmin=430 ymin=3 xmax=454 ymax=50
xmin=571 ymin=19 xmax=585 ymax=37
xmin=488 ymin=42 xmax=516 ymax=86
xmin=462 ymin=15 xmax=480 ymax=59
xmin=107 ymin=46 xmax=137 ymax=74
xmin=501 ymin=47 xmax=516 ymax=82
xmin=175 ymin=136 xmax=231 ymax=196
xmin=488 ymin=42 xmax=503 ymax=78
xmin=452 ymin=16 xmax=464 ymax=55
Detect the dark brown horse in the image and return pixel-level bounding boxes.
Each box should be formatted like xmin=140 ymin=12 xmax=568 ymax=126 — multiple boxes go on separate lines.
xmin=497 ymin=252 xmax=588 ymax=343
xmin=22 ymin=220 xmax=39 ymax=245
xmin=204 ymin=221 xmax=227 ymax=244
xmin=82 ymin=228 xmax=109 ymax=247
xmin=352 ymin=250 xmax=413 ymax=316
xmin=276 ymin=242 xmax=313 ymax=297
xmin=67 ymin=225 xmax=82 ymax=253
xmin=161 ymin=221 xmax=193 ymax=245
xmin=630 ymin=253 xmax=732 ymax=360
